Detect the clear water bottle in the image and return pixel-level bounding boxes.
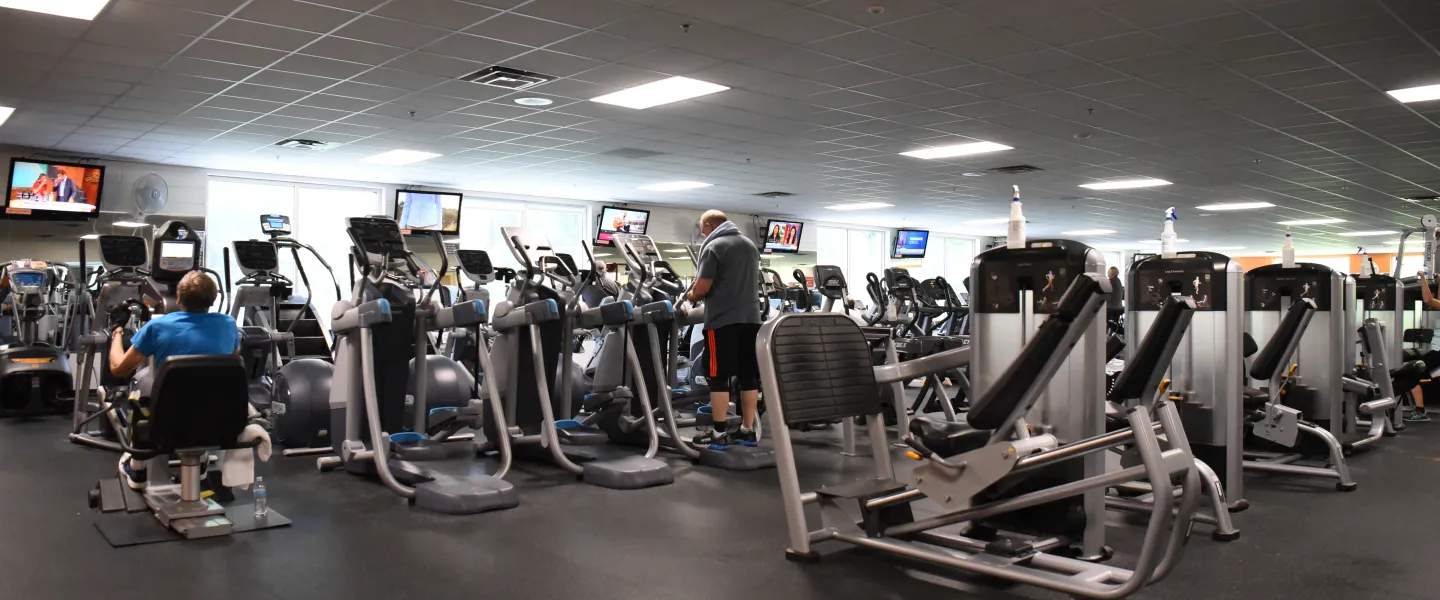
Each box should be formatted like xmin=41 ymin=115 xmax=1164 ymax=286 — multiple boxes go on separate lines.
xmin=253 ymin=477 xmax=268 ymax=519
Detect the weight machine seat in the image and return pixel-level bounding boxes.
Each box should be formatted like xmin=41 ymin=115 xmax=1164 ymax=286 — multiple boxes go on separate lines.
xmin=1107 ymin=297 xmax=1194 ymax=402
xmin=767 ymin=314 xmax=884 ymax=425
xmin=1391 ymin=360 xmax=1429 ymax=391
xmin=1106 ymin=333 xmax=1125 ymax=362
xmin=1243 ymin=333 xmax=1258 ymax=359
xmin=133 ymin=355 xmax=252 ymax=459
xmin=1248 ymin=299 xmax=1315 ymax=381
xmin=909 ymin=417 xmax=991 ymax=458
xmin=967 ymin=275 xmax=1105 ymax=431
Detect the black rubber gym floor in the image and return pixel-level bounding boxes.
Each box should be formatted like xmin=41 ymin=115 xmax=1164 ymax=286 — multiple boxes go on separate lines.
xmin=1 ymin=413 xmax=1436 ymax=600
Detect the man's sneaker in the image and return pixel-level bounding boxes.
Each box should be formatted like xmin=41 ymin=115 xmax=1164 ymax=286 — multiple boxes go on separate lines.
xmin=118 ymin=453 xmax=147 ymax=490
xmin=1406 ymin=411 xmax=1431 ymax=422
xmin=692 ymin=429 xmax=730 ymax=448
xmin=731 ymin=427 xmax=759 ymax=447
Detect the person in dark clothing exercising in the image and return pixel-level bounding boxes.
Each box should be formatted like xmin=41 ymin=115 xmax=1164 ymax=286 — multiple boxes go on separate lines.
xmin=687 ymin=210 xmax=762 ymax=447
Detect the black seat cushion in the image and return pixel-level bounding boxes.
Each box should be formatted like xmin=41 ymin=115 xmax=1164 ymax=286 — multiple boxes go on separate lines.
xmin=1106 ymin=333 xmax=1125 ymax=361
xmin=1249 ymin=299 xmax=1314 ymax=380
xmin=1243 ymin=333 xmax=1258 ymax=358
xmin=147 ymin=355 xmax=251 ymax=452
xmin=909 ymin=417 xmax=991 ymax=458
xmin=1391 ymin=360 xmax=1429 ymax=391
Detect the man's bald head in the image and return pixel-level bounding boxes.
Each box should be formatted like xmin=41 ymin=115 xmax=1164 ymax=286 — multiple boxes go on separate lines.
xmin=700 ymin=210 xmax=727 ymax=235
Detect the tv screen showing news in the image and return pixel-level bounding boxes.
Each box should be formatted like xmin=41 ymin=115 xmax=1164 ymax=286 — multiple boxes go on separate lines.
xmin=6 ymin=159 xmax=104 ymax=220
xmin=763 ymin=219 xmax=802 ymax=254
xmin=394 ymin=190 xmax=461 ymax=235
xmin=595 ymin=206 xmax=649 ymax=247
xmin=893 ymin=229 xmax=929 ymax=259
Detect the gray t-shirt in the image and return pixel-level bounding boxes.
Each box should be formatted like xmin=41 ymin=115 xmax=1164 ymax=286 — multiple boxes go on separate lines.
xmin=697 ymin=232 xmax=761 ymax=329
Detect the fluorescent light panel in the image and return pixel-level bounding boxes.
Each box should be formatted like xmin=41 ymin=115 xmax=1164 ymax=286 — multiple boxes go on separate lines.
xmin=899 ymin=141 xmax=1012 ymax=159
xmin=79 ymin=234 xmax=99 ymax=239
xmin=0 ymin=106 xmax=13 ymax=128
xmin=824 ymin=202 xmax=893 ymax=211
xmin=1136 ymin=239 xmax=1190 ymax=244
xmin=1195 ymin=201 xmax=1273 ymax=211
xmin=1335 ymin=230 xmax=1396 ymax=237
xmin=1080 ymin=178 xmax=1172 ymax=190
xmin=591 ymin=76 xmax=728 ymax=109
xmin=639 ymin=181 xmax=710 ymax=192
xmin=361 ymin=149 xmax=441 ymax=165
xmin=1387 ymin=84 xmax=1440 ymax=103
xmin=113 ymin=220 xmax=147 ymax=227
xmin=1061 ymin=229 xmax=1116 ymax=236
xmin=1279 ymin=218 xmax=1345 ymax=225
xmin=0 ymin=0 xmax=110 ymax=19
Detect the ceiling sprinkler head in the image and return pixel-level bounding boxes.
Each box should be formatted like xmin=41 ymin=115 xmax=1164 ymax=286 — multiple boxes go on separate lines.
xmin=868 ymin=5 xmax=886 ymax=14
xmin=1073 ymin=131 xmax=1093 ymax=140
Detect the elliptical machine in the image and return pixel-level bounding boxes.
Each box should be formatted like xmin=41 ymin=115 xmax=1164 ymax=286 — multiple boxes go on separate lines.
xmin=0 ymin=259 xmax=75 ymax=417
xmin=317 ymin=217 xmax=516 ymax=514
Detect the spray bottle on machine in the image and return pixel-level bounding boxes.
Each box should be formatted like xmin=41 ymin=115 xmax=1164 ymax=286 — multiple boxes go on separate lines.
xmin=1282 ymin=227 xmax=1296 ymax=268
xmin=1160 ymin=207 xmax=1178 ymax=258
xmin=1007 ymin=185 xmax=1026 ymax=248
xmin=1358 ymin=247 xmax=1373 ymax=278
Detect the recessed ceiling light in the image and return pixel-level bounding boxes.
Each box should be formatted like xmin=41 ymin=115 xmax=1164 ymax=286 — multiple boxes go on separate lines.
xmin=961 ymin=171 xmax=986 ymax=177
xmin=899 ymin=141 xmax=1013 ymax=160
xmin=639 ymin=181 xmax=711 ymax=191
xmin=1387 ymin=84 xmax=1440 ymax=104
xmin=591 ymin=76 xmax=729 ymax=109
xmin=0 ymin=106 xmax=13 ymax=127
xmin=1279 ymin=218 xmax=1345 ymax=226
xmin=1080 ymin=178 xmax=1172 ymax=190
xmin=0 ymin=0 xmax=110 ymax=19
xmin=1195 ymin=201 xmax=1274 ymax=211
xmin=1335 ymin=230 xmax=1397 ymax=237
xmin=514 ymin=97 xmax=552 ymax=106
xmin=80 ymin=233 xmax=99 ymax=240
xmin=113 ymin=220 xmax=147 ymax=227
xmin=824 ymin=202 xmax=894 ymax=211
xmin=1061 ymin=229 xmax=1117 ymax=236
xmin=1382 ymin=240 xmax=1402 ymax=245
xmin=360 ymin=149 xmax=441 ymax=165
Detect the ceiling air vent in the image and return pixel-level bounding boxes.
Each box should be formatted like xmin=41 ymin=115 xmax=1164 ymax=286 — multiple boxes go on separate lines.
xmin=600 ymin=148 xmax=665 ymax=159
xmin=754 ymin=191 xmax=794 ymax=198
xmin=461 ymin=66 xmax=555 ymax=90
xmin=989 ymin=164 xmax=1044 ymax=174
xmin=274 ymin=139 xmax=334 ymax=150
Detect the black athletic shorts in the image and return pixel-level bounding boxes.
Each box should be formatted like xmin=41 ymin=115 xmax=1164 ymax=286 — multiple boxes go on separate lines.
xmin=705 ymin=323 xmax=761 ymax=391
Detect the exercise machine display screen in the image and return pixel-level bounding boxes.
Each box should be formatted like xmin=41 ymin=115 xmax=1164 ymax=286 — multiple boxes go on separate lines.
xmin=99 ymin=236 xmax=147 ymax=268
xmin=261 ymin=214 xmax=291 ymax=235
xmin=457 ymin=250 xmax=492 ymax=275
xmin=10 ymin=272 xmax=45 ymax=290
xmin=612 ymin=233 xmax=661 ymax=268
xmin=233 ymin=240 xmax=278 ymax=271
xmin=348 ymin=217 xmax=407 ymax=258
xmin=158 ymin=241 xmax=195 ymax=272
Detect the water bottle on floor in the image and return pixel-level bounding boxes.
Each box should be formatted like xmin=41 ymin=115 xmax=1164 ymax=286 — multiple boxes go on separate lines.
xmin=253 ymin=477 xmax=268 ymax=519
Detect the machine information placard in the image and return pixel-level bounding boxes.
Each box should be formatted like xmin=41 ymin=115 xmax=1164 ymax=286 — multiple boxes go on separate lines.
xmin=1128 ymin=253 xmax=1230 ymax=311
xmin=1356 ymin=276 xmax=1396 ymax=311
xmin=1245 ymin=264 xmax=1332 ymax=311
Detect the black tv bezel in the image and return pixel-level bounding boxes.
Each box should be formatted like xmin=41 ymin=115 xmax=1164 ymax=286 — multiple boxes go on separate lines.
xmin=4 ymin=158 xmax=106 ymax=222
xmin=892 ymin=228 xmax=931 ymax=259
xmin=594 ymin=205 xmax=651 ymax=248
xmin=762 ymin=218 xmax=803 ymax=254
xmin=393 ymin=189 xmax=463 ymax=236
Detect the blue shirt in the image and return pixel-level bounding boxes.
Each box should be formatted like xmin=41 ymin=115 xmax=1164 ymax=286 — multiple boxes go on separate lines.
xmin=130 ymin=311 xmax=240 ymax=365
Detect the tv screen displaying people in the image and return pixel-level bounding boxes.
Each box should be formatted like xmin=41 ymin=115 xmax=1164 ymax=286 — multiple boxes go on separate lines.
xmin=893 ymin=229 xmax=930 ymax=258
xmin=595 ymin=206 xmax=649 ymax=247
xmin=394 ymin=190 xmax=462 ymax=234
xmin=6 ymin=159 xmax=104 ymax=219
xmin=763 ymin=219 xmax=803 ymax=253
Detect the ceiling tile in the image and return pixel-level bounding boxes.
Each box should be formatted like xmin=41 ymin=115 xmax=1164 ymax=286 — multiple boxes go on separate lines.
xmin=667 ymin=0 xmax=794 ymax=26
xmin=517 ymin=0 xmax=640 ymax=29
xmin=807 ymin=30 xmax=919 ymax=62
xmin=738 ymin=7 xmax=860 ymax=44
xmin=372 ymin=0 xmax=500 ymax=30
xmin=163 ymin=57 xmax=259 ymax=81
xmin=467 ymin=14 xmax=585 ymax=48
xmin=184 ymin=39 xmax=288 ymax=68
xmin=207 ymin=19 xmax=318 ymax=51
xmin=618 ymin=47 xmax=724 ymax=76
xmin=248 ymin=69 xmax=338 ymax=91
xmin=546 ymin=32 xmax=657 ymax=63
xmin=234 ymin=0 xmax=357 ymax=32
xmin=325 ymin=81 xmax=411 ymax=102
xmin=101 ymin=0 xmax=223 ymax=35
xmin=300 ymin=36 xmax=409 ymax=65
xmin=352 ymin=68 xmax=449 ymax=91
xmin=385 ymin=52 xmax=486 ymax=78
xmin=423 ymin=34 xmax=530 ymax=64
xmin=1064 ymin=32 xmax=1172 ymax=63
xmin=333 ymin=16 xmax=449 ymax=50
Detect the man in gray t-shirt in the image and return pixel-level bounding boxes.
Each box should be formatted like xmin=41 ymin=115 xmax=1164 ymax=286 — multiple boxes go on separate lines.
xmin=686 ymin=210 xmax=762 ymax=447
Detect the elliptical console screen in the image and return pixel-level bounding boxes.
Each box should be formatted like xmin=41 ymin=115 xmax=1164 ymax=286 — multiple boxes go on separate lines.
xmin=612 ymin=233 xmax=661 ymax=269
xmin=457 ymin=250 xmax=492 ymax=275
xmin=98 ymin=235 xmax=147 ymax=268
xmin=159 ymin=241 xmax=195 ymax=272
xmin=233 ymin=240 xmax=278 ymax=271
xmin=347 ymin=217 xmax=407 ymax=257
xmin=260 ymin=214 xmax=291 ymax=235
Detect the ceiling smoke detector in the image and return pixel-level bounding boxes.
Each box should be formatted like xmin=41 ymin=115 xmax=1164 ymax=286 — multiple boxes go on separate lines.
xmin=461 ymin=66 xmax=556 ymax=90
xmin=274 ymin=139 xmax=334 ymax=150
xmin=754 ymin=191 xmax=794 ymax=197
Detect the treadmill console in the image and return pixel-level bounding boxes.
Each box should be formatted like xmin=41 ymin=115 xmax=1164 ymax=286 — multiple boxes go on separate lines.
xmin=233 ymin=240 xmax=279 ymax=273
xmin=99 ymin=235 xmax=148 ymax=269
xmin=260 ymin=214 xmax=292 ymax=236
xmin=151 ymin=220 xmax=200 ymax=279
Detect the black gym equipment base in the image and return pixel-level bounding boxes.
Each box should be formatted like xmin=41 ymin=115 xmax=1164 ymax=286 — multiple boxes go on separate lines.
xmin=95 ymin=505 xmax=291 ymax=547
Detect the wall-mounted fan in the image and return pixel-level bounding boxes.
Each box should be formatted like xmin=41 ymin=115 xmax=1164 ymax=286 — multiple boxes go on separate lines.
xmin=125 ymin=172 xmax=169 ymax=225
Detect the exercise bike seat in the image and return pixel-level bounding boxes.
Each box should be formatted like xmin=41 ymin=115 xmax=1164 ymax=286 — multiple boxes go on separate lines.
xmin=908 ymin=417 xmax=991 ymax=458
